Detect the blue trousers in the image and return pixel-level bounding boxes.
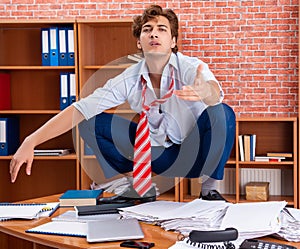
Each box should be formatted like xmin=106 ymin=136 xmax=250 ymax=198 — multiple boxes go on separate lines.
xmin=78 ymin=103 xmax=236 ymax=180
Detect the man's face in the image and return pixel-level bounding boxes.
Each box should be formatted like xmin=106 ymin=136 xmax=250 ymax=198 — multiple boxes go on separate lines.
xmin=138 ymin=15 xmax=176 ymax=56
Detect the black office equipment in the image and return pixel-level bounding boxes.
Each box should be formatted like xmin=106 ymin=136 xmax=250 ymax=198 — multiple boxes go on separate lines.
xmin=75 ymin=202 xmax=134 ymax=216
xmin=185 ymin=228 xmax=238 ymax=249
xmin=120 ymin=240 xmax=155 ymax=249
xmin=239 ymin=239 xmax=297 ymax=249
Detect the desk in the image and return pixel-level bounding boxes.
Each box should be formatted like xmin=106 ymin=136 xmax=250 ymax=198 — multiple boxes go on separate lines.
xmin=0 ymin=194 xmax=299 ymax=249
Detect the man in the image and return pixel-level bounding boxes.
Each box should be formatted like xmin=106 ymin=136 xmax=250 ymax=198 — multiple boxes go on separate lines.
xmin=10 ymin=5 xmax=235 ymax=202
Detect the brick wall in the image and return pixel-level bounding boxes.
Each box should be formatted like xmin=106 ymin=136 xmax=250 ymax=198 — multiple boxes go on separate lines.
xmin=0 ymin=0 xmax=298 ymax=117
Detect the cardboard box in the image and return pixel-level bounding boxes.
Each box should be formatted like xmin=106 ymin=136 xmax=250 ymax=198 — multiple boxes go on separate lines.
xmin=245 ymin=182 xmax=269 ymax=201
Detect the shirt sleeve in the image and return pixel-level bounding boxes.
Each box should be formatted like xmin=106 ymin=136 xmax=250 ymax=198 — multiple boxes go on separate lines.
xmin=73 ymin=74 xmax=128 ymax=120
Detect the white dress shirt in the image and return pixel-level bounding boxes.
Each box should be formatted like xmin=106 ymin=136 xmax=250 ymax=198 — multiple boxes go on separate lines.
xmin=73 ymin=52 xmax=223 ymax=147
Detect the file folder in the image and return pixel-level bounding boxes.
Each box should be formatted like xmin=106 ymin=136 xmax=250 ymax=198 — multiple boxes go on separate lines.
xmin=41 ymin=28 xmax=50 ymax=66
xmin=0 ymin=117 xmax=19 ymax=156
xmin=58 ymin=28 xmax=68 ymax=66
xmin=68 ymin=72 xmax=76 ymax=105
xmin=0 ymin=73 xmax=11 ymax=110
xmin=49 ymin=27 xmax=59 ymax=66
xmin=60 ymin=72 xmax=69 ymax=110
xmin=67 ymin=27 xmax=75 ymax=66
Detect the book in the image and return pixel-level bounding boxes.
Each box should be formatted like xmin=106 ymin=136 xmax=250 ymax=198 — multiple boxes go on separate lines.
xmin=243 ymin=135 xmax=251 ymax=161
xmin=266 ymin=152 xmax=293 ymax=158
xmin=238 ymin=135 xmax=245 ymax=161
xmin=254 ymin=156 xmax=285 ymax=162
xmin=59 ymin=189 xmax=103 ymax=207
xmin=250 ymin=134 xmax=256 ymax=161
xmin=26 ymin=220 xmax=87 ymax=237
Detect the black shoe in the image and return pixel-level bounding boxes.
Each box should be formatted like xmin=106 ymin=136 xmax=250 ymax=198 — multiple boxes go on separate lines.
xmin=200 ymin=190 xmax=227 ymax=201
xmin=98 ymin=184 xmax=156 ymax=204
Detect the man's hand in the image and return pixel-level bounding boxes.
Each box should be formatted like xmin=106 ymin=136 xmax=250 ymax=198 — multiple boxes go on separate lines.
xmin=174 ymin=64 xmax=220 ymax=105
xmin=10 ymin=138 xmax=34 ymax=183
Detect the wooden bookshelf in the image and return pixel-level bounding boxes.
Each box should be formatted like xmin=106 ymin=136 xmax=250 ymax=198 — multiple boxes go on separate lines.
xmin=0 ymin=20 xmax=79 ymax=202
xmin=180 ymin=117 xmax=298 ymax=208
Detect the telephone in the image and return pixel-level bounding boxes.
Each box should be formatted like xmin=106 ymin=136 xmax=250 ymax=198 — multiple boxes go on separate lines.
xmin=183 ymin=227 xmax=238 ymax=249
xmin=239 ymin=239 xmax=297 ymax=249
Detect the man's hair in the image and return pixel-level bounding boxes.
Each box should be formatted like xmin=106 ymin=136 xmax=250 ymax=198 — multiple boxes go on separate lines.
xmin=132 ymin=5 xmax=179 ymax=53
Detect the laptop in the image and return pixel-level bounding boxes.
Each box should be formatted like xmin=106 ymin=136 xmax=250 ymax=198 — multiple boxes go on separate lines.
xmin=86 ymin=218 xmax=144 ymax=243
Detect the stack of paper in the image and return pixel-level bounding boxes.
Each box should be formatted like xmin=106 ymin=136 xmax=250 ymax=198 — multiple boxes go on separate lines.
xmin=120 ymin=200 xmax=292 ymax=249
xmin=220 ymin=201 xmax=287 ymax=240
xmin=273 ymin=207 xmax=300 ymax=242
xmin=119 ymin=199 xmax=229 ymax=235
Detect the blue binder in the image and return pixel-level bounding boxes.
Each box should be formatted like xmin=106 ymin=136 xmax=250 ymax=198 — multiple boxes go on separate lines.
xmin=58 ymin=28 xmax=68 ymax=66
xmin=67 ymin=27 xmax=75 ymax=66
xmin=49 ymin=27 xmax=59 ymax=66
xmin=41 ymin=28 xmax=50 ymax=66
xmin=60 ymin=72 xmax=69 ymax=110
xmin=0 ymin=117 xmax=19 ymax=156
xmin=68 ymin=72 xmax=76 ymax=105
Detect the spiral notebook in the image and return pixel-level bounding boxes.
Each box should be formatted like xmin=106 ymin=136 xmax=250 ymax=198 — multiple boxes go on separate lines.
xmin=0 ymin=203 xmax=54 ymax=221
xmin=26 ymin=221 xmax=87 ymax=237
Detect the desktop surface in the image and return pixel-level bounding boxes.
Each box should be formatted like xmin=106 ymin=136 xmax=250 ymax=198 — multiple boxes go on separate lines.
xmin=0 ymin=194 xmax=299 ymax=249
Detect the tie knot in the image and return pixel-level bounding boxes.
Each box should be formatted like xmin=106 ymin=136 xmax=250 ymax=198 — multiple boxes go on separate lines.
xmin=141 ymin=67 xmax=174 ymax=111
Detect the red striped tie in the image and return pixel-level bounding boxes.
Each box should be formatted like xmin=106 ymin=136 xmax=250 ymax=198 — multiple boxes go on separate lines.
xmin=133 ymin=68 xmax=174 ymax=196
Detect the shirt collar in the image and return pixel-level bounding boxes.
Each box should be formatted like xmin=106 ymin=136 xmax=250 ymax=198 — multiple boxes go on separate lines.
xmin=138 ymin=52 xmax=178 ymax=86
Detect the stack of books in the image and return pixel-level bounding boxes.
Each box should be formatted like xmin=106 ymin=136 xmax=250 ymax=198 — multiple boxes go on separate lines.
xmin=255 ymin=152 xmax=293 ymax=162
xmin=238 ymin=134 xmax=256 ymax=161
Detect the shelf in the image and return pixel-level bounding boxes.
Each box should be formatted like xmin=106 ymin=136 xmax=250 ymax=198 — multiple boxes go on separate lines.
xmin=0 ymin=66 xmax=75 ymax=70
xmin=0 ymin=110 xmax=60 ymax=114
xmin=83 ymin=64 xmax=134 ymax=70
xmin=182 ymin=194 xmax=237 ymax=203
xmin=238 ymin=195 xmax=295 ymax=206
xmin=238 ymin=162 xmax=294 ymax=166
xmin=0 ymin=154 xmax=77 ymax=160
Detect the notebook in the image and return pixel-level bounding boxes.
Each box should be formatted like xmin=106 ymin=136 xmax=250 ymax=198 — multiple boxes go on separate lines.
xmin=26 ymin=221 xmax=87 ymax=237
xmin=87 ymin=218 xmax=144 ymax=243
xmin=0 ymin=203 xmax=54 ymax=221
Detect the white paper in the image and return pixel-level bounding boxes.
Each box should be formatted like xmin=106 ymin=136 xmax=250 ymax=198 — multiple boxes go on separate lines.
xmin=220 ymin=201 xmax=286 ymax=239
